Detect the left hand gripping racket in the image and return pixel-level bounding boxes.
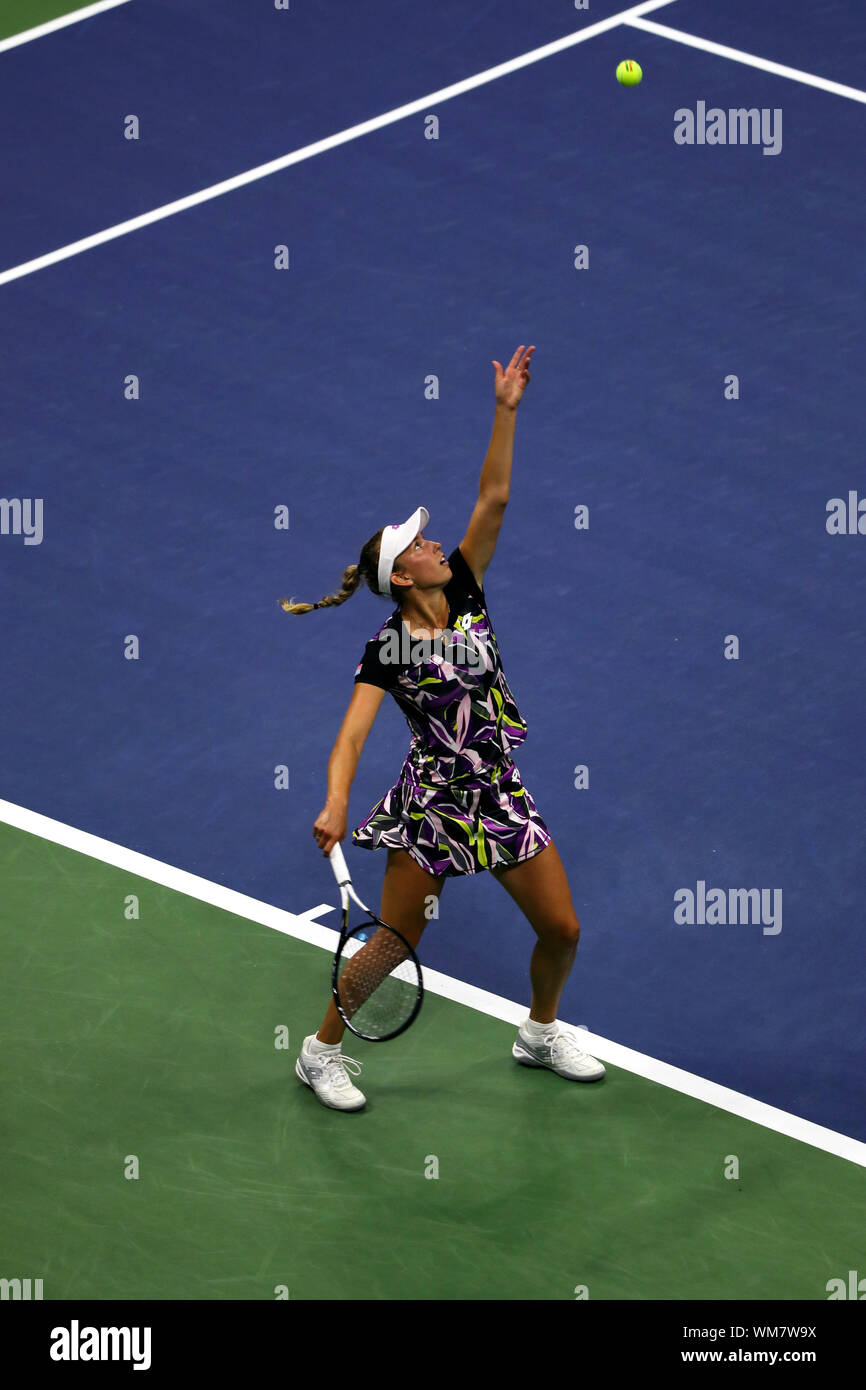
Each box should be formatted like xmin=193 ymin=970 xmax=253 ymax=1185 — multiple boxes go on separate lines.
xmin=328 ymin=842 xmax=424 ymax=1042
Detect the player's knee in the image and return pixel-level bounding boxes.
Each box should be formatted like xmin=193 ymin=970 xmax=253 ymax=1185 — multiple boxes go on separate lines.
xmin=407 ymin=915 xmax=432 ymax=950
xmin=543 ymin=915 xmax=580 ymax=947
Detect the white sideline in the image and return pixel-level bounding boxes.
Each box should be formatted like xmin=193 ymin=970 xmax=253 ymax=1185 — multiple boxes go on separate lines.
xmin=626 ymin=15 xmax=866 ymax=104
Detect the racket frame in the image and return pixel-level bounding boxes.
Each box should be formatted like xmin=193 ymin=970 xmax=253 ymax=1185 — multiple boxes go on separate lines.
xmin=328 ymin=842 xmax=423 ymax=1042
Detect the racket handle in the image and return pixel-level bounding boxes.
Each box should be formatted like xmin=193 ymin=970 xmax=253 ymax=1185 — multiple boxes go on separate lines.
xmin=328 ymin=840 xmax=352 ymax=886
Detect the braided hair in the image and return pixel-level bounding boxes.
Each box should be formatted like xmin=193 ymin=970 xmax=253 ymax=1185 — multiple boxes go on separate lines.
xmin=279 ymin=528 xmax=396 ymax=614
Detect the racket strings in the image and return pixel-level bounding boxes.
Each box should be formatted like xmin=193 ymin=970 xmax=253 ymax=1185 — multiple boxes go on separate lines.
xmin=336 ymin=922 xmax=420 ymax=1035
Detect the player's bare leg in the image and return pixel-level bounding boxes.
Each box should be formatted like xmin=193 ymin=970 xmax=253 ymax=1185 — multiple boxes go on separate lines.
xmin=490 ymin=840 xmax=580 ymax=1024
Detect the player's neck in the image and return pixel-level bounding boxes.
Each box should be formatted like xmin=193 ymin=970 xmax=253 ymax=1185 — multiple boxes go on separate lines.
xmin=400 ymin=587 xmax=449 ymax=636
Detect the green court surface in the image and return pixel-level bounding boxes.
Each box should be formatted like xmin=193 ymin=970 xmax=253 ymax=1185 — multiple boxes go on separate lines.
xmin=0 ymin=1 xmax=106 ymax=43
xmin=1 ymin=818 xmax=864 ymax=1301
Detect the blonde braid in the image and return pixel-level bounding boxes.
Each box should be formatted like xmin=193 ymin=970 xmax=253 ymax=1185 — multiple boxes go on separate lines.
xmin=279 ymin=562 xmax=362 ymax=615
xmin=278 ymin=527 xmax=393 ymax=615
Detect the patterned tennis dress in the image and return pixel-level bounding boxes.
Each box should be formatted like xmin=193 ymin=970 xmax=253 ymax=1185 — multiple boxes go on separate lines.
xmin=351 ymin=545 xmax=552 ymax=877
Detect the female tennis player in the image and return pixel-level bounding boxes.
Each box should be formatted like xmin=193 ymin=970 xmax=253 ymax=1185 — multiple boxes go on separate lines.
xmin=282 ymin=345 xmax=604 ymax=1111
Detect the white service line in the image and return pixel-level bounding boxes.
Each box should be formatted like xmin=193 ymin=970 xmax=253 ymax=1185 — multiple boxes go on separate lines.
xmin=1 ymin=795 xmax=864 ymax=1169
xmin=0 ymin=0 xmax=680 ymax=287
xmin=626 ymin=15 xmax=866 ymax=104
xmin=0 ymin=0 xmax=133 ymax=54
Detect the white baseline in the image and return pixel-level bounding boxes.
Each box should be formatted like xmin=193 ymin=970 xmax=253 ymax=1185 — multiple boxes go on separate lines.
xmin=0 ymin=0 xmax=133 ymax=55
xmin=0 ymin=795 xmax=863 ymax=1170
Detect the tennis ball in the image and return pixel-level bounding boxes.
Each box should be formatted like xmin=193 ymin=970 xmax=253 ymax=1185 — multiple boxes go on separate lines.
xmin=616 ymin=59 xmax=643 ymax=86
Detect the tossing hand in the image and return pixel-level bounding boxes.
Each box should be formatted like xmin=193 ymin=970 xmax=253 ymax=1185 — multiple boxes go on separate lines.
xmin=492 ymin=344 xmax=535 ymax=409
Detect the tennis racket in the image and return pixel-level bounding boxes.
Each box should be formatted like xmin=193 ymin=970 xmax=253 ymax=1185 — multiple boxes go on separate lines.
xmin=328 ymin=842 xmax=423 ymax=1042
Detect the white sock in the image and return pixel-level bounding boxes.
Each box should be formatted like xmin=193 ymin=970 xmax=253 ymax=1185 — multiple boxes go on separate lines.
xmin=523 ymin=1016 xmax=555 ymax=1036
xmin=309 ymin=1035 xmax=341 ymax=1053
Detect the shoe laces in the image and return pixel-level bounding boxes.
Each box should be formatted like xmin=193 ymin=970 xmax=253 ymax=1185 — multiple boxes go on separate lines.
xmin=322 ymin=1052 xmax=363 ymax=1087
xmin=540 ymin=1025 xmax=589 ymax=1063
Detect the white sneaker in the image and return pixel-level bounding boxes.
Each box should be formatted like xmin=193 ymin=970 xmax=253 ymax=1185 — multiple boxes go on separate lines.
xmin=295 ymin=1034 xmax=366 ymax=1111
xmin=512 ymin=1020 xmax=606 ymax=1081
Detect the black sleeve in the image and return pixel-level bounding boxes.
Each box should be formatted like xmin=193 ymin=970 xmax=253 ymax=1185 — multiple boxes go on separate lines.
xmin=353 ymin=629 xmax=400 ymax=691
xmin=448 ymin=545 xmax=488 ymax=610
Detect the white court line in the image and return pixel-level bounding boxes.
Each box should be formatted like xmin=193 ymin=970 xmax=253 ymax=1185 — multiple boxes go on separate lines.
xmin=0 ymin=0 xmax=679 ymax=286
xmin=626 ymin=15 xmax=866 ymax=104
xmin=0 ymin=0 xmax=133 ymax=54
xmin=1 ymin=795 xmax=865 ymax=1170
xmin=0 ymin=797 xmax=342 ymax=953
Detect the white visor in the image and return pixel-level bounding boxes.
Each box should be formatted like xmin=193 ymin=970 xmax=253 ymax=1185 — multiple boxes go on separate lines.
xmin=377 ymin=506 xmax=430 ymax=596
